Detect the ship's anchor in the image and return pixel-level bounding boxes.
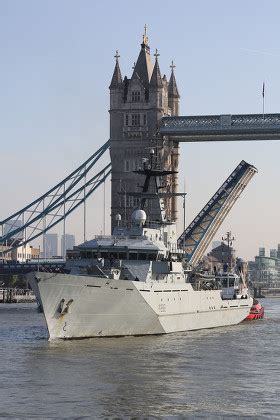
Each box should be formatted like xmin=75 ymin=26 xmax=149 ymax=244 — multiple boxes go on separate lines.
xmin=57 ymin=299 xmax=74 ymax=316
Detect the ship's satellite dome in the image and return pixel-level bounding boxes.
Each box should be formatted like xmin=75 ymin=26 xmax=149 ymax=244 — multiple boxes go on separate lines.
xmin=132 ymin=209 xmax=147 ymax=225
xmin=115 ymin=213 xmax=122 ymax=221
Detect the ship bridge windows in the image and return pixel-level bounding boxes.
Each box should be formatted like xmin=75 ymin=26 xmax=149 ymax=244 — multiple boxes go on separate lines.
xmin=220 ymin=276 xmax=237 ymax=288
xmin=100 ymin=251 xmax=128 ymax=260
xmin=100 ymin=252 xmax=109 ymax=259
xmin=80 ymin=250 xmax=158 ymax=261
xmin=109 ymin=252 xmax=119 ymax=260
xmin=127 ymin=252 xmax=158 ymax=261
xmin=80 ymin=251 xmax=97 ymax=258
xmin=129 ymin=252 xmax=138 ymax=260
xmin=138 ymin=253 xmax=147 ymax=260
xmin=118 ymin=252 xmax=127 ymax=260
xmin=81 ymin=251 xmax=90 ymax=258
xmin=138 ymin=252 xmax=157 ymax=261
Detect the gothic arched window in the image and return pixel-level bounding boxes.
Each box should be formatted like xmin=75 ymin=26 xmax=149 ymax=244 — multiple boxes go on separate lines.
xmin=132 ymin=114 xmax=140 ymax=126
xmin=132 ymin=91 xmax=141 ymax=102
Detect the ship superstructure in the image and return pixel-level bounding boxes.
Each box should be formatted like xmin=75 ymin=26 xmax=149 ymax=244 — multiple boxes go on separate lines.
xmin=28 ymin=152 xmax=253 ymax=339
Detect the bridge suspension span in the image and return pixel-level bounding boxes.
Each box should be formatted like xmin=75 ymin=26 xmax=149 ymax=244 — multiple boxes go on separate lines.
xmin=0 ymin=140 xmax=111 ymax=255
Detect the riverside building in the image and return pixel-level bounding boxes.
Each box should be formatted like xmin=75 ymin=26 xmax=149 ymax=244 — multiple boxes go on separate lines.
xmin=248 ymin=246 xmax=280 ymax=289
xmin=61 ymin=234 xmax=75 ymax=257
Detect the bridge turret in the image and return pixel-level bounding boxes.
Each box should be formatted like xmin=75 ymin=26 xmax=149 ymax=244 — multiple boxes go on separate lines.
xmin=149 ymin=50 xmax=167 ymax=112
xmin=150 ymin=50 xmax=163 ymax=89
xmin=109 ymin=50 xmax=123 ymax=111
xmin=168 ymin=61 xmax=180 ymax=116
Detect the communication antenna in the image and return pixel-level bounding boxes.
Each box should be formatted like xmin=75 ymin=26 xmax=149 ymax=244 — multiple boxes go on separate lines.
xmin=37 ymin=245 xmax=40 ymax=273
xmin=183 ymin=179 xmax=186 ymax=251
xmin=103 ymin=172 xmax=106 ymax=235
xmin=222 ymin=231 xmax=235 ymax=270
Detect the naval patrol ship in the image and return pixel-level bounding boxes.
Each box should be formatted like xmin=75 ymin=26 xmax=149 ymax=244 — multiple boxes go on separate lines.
xmin=28 ymin=151 xmax=252 ymax=339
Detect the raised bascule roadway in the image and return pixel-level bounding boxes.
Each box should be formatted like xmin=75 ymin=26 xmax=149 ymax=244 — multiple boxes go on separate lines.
xmin=1 ymin=112 xmax=280 ymax=267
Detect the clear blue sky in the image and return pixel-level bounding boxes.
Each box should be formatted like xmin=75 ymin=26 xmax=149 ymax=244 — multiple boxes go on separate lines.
xmin=1 ymin=0 xmax=280 ymax=259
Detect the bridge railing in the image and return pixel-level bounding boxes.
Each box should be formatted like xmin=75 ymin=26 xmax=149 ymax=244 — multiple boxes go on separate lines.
xmin=161 ymin=113 xmax=280 ymax=133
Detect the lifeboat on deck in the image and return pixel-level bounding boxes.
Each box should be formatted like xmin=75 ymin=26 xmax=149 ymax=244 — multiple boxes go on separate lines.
xmin=246 ymin=298 xmax=264 ymax=320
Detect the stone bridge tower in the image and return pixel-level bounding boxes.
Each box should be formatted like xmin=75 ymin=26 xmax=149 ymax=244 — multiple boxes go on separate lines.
xmin=109 ymin=29 xmax=180 ymax=230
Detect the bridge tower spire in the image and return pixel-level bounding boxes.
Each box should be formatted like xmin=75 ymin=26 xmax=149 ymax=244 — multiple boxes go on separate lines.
xmin=109 ymin=50 xmax=122 ymax=89
xmin=168 ymin=60 xmax=180 ymax=115
xmin=109 ymin=50 xmax=123 ymax=113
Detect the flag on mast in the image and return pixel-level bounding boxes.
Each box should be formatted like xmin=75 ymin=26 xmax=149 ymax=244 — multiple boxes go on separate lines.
xmin=262 ymin=81 xmax=265 ymax=119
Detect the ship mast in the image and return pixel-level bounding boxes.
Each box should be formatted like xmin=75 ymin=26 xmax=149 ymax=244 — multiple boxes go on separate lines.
xmin=222 ymin=231 xmax=235 ymax=271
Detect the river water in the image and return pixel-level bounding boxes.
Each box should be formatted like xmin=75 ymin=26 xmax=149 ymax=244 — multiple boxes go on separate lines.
xmin=0 ymin=299 xmax=279 ymax=419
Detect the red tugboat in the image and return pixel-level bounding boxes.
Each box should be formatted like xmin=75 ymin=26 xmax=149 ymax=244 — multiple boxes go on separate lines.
xmin=246 ymin=298 xmax=264 ymax=320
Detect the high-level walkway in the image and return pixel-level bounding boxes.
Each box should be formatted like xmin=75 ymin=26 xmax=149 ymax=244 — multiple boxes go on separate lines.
xmin=160 ymin=113 xmax=280 ymax=142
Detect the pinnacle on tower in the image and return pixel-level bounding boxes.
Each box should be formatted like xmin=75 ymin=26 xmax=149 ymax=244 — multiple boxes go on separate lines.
xmin=131 ymin=26 xmax=153 ymax=89
xmin=150 ymin=49 xmax=163 ymax=88
xmin=142 ymin=23 xmax=149 ymax=46
xmin=168 ymin=60 xmax=180 ymax=98
xmin=109 ymin=50 xmax=123 ymax=89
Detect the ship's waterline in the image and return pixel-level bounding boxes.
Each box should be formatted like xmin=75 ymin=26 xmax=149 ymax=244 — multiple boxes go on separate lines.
xmin=29 ymin=272 xmax=252 ymax=339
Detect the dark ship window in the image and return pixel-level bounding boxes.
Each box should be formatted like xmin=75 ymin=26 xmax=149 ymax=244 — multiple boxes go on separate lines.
xmin=118 ymin=252 xmax=127 ymax=260
xmin=138 ymin=253 xmax=147 ymax=260
xmin=129 ymin=253 xmax=137 ymax=260
xmin=100 ymin=252 xmax=109 ymax=259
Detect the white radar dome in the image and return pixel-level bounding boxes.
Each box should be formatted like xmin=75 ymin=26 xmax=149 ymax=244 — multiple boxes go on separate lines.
xmin=132 ymin=209 xmax=147 ymax=226
xmin=115 ymin=214 xmax=122 ymax=221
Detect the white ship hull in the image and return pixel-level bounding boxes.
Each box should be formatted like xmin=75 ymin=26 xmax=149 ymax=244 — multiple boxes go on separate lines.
xmin=29 ymin=272 xmax=253 ymax=340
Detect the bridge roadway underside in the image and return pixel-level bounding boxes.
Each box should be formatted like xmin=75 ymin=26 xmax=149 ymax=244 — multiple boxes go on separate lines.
xmin=160 ymin=113 xmax=280 ymax=142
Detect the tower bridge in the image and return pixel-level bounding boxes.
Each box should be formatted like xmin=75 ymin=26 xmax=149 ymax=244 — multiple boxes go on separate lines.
xmin=2 ymin=29 xmax=280 ymax=266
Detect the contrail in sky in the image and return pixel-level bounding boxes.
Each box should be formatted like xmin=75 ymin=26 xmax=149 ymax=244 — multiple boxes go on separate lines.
xmin=240 ymin=48 xmax=280 ymax=57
